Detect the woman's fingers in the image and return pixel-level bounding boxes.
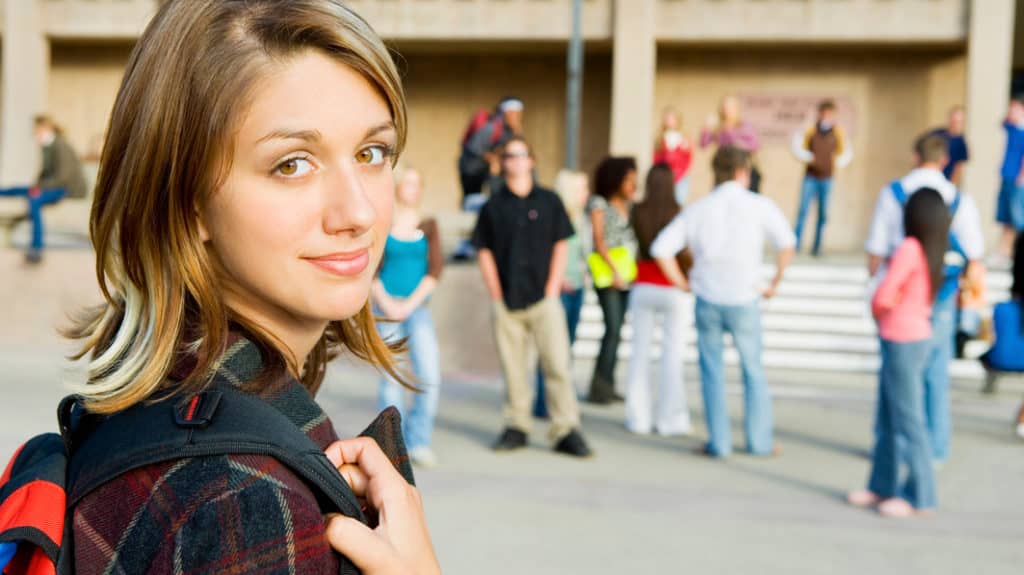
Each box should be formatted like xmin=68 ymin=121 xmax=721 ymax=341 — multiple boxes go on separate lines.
xmin=325 ymin=514 xmax=395 ymax=573
xmin=325 ymin=437 xmax=407 ymax=508
xmin=322 ymin=438 xmax=441 ymax=575
xmin=324 ymin=441 xmax=346 ymax=468
xmin=326 ymin=438 xmax=403 ymax=486
xmin=337 ymin=463 xmax=369 ymax=498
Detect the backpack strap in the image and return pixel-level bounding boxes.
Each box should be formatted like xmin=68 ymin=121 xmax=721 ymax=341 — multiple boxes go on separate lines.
xmin=62 ymin=383 xmax=365 ymax=520
xmin=889 ymin=180 xmax=908 ymax=205
xmin=488 ymin=116 xmax=505 ymax=147
xmin=59 ymin=384 xmax=369 ymax=575
xmin=949 ymin=190 xmax=961 ymax=217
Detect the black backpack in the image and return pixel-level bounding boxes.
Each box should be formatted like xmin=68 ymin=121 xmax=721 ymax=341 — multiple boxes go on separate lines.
xmin=0 ymin=382 xmax=410 ymax=575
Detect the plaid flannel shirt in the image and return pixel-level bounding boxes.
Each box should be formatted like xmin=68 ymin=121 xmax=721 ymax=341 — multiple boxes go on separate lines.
xmin=72 ymin=335 xmax=412 ymax=574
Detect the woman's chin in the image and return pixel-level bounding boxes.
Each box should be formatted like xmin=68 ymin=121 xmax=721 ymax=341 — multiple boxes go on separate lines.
xmin=314 ymin=299 xmax=371 ymax=323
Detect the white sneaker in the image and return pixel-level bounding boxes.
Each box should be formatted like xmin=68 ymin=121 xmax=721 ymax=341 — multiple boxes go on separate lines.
xmin=1015 ymin=422 xmax=1024 ymax=440
xmin=409 ymin=446 xmax=439 ymax=468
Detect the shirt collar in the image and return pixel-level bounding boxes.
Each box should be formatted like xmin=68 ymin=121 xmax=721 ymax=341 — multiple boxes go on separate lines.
xmin=712 ymin=180 xmax=750 ymax=196
xmin=167 ymin=330 xmax=416 ymax=482
xmin=168 ymin=331 xmax=323 ymax=436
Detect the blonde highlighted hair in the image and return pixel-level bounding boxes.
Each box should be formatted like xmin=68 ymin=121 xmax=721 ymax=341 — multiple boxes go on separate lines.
xmin=66 ymin=0 xmax=409 ymax=414
xmin=554 ymin=169 xmax=587 ymax=221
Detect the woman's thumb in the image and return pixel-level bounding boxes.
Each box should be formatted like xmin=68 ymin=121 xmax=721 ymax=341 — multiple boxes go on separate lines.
xmin=326 ymin=514 xmax=390 ymax=572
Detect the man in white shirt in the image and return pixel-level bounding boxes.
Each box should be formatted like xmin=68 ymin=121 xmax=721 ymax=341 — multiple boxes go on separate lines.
xmin=651 ymin=146 xmax=796 ymax=458
xmin=864 ymin=133 xmax=985 ymax=464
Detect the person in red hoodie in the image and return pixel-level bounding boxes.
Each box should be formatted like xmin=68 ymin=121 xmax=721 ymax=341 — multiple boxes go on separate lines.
xmin=653 ymin=107 xmax=694 ymax=206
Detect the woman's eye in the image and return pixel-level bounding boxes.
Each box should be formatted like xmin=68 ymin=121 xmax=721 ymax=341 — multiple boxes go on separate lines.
xmin=355 ymin=145 xmax=391 ymax=166
xmin=275 ymin=157 xmax=313 ymax=177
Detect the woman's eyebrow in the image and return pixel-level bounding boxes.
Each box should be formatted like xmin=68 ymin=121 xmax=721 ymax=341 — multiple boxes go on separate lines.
xmin=256 ymin=128 xmax=323 ymax=145
xmin=363 ymin=121 xmax=396 ymax=140
xmin=255 ymin=122 xmax=394 ymax=146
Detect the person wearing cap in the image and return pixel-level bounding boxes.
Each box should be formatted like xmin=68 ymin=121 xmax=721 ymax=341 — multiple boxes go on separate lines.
xmin=453 ymin=97 xmax=525 ymax=260
xmin=458 ymin=97 xmax=524 ymax=210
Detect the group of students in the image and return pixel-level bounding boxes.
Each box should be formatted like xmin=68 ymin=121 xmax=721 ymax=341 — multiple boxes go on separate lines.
xmin=458 ymin=119 xmax=796 ymax=459
xmin=451 ymin=101 xmax=1024 ymax=524
xmin=326 ymin=106 xmax=988 ymax=480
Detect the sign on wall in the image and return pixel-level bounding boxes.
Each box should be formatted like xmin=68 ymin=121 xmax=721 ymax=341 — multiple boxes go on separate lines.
xmin=739 ymin=94 xmax=857 ymax=145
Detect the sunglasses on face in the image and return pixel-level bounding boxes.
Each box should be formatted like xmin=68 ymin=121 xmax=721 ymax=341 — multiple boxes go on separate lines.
xmin=502 ymin=151 xmax=530 ymax=160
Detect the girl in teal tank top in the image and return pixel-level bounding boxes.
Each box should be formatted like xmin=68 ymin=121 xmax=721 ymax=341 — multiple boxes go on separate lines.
xmin=372 ymin=169 xmax=445 ymax=467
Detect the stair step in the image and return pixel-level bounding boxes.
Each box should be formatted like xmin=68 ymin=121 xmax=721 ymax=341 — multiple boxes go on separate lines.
xmin=569 ymin=262 xmax=1012 ymax=381
xmin=570 ymin=342 xmax=986 ymax=380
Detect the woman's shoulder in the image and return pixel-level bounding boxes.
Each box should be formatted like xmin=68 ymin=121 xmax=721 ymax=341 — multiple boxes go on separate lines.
xmin=586 ymin=195 xmax=609 ymax=215
xmin=418 ymin=216 xmax=439 ymax=235
xmin=894 ymin=236 xmax=925 ymax=258
xmin=74 ymin=453 xmax=335 ymax=574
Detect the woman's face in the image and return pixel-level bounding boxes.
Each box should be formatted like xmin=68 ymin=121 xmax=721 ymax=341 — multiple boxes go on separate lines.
xmin=620 ymin=169 xmax=638 ymax=201
xmin=662 ymin=111 xmax=679 ymax=131
xmin=396 ymin=170 xmax=422 ymax=207
xmin=200 ymin=50 xmax=396 ymax=347
xmin=721 ymin=97 xmax=740 ymax=123
xmin=574 ymin=175 xmax=590 ymax=209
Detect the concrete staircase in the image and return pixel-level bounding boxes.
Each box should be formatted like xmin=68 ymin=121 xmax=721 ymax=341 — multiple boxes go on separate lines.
xmin=573 ymin=260 xmax=1012 ymax=380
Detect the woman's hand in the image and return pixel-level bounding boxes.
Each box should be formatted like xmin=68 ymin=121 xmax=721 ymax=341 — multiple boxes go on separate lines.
xmin=611 ymin=271 xmax=625 ymax=291
xmin=324 ymin=437 xmax=440 ymax=575
xmin=388 ymin=300 xmax=413 ymax=322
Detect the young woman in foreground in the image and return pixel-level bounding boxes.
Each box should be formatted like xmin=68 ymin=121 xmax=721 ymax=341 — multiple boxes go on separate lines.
xmin=67 ymin=1 xmax=439 ymax=572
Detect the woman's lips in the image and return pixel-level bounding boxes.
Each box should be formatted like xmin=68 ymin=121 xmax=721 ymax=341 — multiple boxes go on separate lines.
xmin=305 ymin=250 xmax=370 ymax=277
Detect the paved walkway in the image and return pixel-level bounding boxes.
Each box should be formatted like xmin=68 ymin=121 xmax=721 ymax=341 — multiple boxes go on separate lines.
xmin=2 ymin=249 xmax=1022 ymax=574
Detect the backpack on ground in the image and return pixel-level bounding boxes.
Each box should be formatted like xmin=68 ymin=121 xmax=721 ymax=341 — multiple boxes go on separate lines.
xmin=0 ymin=382 xmax=409 ymax=575
xmin=889 ymin=180 xmax=967 ymax=302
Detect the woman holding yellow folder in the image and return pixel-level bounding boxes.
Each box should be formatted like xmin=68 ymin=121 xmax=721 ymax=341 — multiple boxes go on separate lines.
xmin=586 ymin=156 xmax=639 ymax=404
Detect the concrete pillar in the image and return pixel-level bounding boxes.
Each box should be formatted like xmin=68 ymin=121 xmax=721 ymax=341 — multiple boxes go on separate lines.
xmin=964 ymin=0 xmax=1016 ymax=247
xmin=1 ymin=0 xmax=49 ymax=186
xmin=609 ymin=0 xmax=656 ymax=176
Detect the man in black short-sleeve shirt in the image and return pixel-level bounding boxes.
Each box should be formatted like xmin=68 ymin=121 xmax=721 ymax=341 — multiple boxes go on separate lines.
xmin=472 ymin=182 xmax=574 ymax=310
xmin=472 ymin=136 xmax=592 ymax=457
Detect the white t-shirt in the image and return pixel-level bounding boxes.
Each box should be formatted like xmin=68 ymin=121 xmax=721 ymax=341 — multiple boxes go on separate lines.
xmin=864 ymin=167 xmax=984 ymax=261
xmin=650 ymin=181 xmax=796 ymax=306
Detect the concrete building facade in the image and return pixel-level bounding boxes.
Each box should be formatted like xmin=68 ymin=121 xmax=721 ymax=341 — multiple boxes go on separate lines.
xmin=1 ymin=0 xmax=1022 ymax=251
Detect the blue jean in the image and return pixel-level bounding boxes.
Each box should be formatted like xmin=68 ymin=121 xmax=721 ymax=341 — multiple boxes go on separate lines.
xmin=873 ymin=294 xmax=957 ymax=461
xmin=868 ymin=338 xmax=937 ymax=509
xmin=996 ymin=178 xmax=1024 ymax=229
xmin=924 ymin=295 xmax=956 ymax=461
xmin=694 ymin=297 xmax=773 ymax=456
xmin=0 ymin=186 xmax=66 ymax=250
xmin=377 ymin=306 xmax=442 ymax=451
xmin=794 ymin=176 xmax=833 ymax=255
xmin=534 ymin=289 xmax=584 ymax=417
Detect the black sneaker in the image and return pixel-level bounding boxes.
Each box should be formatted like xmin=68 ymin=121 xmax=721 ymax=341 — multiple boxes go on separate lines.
xmin=493 ymin=428 xmax=528 ymax=452
xmin=554 ymin=429 xmax=593 ymax=458
xmin=24 ymin=250 xmax=42 ymax=265
xmin=585 ymin=391 xmax=625 ymax=405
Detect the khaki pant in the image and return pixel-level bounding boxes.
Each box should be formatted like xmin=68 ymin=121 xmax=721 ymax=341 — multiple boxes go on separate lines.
xmin=493 ymin=297 xmax=581 ymax=442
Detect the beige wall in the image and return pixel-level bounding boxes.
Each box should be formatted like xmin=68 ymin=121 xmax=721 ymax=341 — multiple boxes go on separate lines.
xmin=38 ymin=41 xmax=984 ymax=253
xmin=396 ymin=48 xmax=612 ymax=215
xmin=655 ymin=48 xmax=967 ymax=252
xmin=42 ymin=44 xmax=614 ymax=218
xmin=48 ymin=43 xmax=133 ymax=161
xmin=1016 ymin=0 xmax=1024 ymax=70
